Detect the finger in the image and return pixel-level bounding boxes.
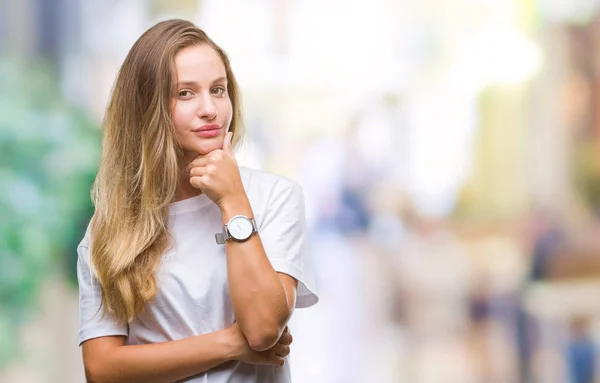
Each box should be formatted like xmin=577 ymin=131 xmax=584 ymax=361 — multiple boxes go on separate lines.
xmin=189 ymin=176 xmax=206 ymax=189
xmin=185 ymin=157 xmax=211 ymax=174
xmin=190 ymin=163 xmax=218 ymax=177
xmin=271 ymin=343 xmax=291 ymax=357
xmin=277 ymin=331 xmax=293 ymax=346
xmin=253 ymin=351 xmax=284 ymax=367
xmin=207 ymin=149 xmax=224 ymax=161
xmin=222 ymin=131 xmax=234 ymax=155
xmin=265 ymin=354 xmax=285 ymax=367
xmin=189 ymin=166 xmax=208 ymax=177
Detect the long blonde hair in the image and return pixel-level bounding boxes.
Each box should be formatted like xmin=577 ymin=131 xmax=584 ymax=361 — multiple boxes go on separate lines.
xmin=90 ymin=19 xmax=243 ymax=324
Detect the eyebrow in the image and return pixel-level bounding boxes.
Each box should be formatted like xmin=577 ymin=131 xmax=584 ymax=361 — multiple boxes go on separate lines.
xmin=176 ymin=76 xmax=227 ymax=87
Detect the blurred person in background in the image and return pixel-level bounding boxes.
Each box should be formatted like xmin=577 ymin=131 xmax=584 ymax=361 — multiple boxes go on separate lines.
xmin=77 ymin=19 xmax=318 ymax=383
xmin=567 ymin=318 xmax=596 ymax=383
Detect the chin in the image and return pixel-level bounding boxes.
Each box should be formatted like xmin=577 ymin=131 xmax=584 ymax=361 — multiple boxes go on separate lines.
xmin=187 ymin=137 xmax=223 ymax=155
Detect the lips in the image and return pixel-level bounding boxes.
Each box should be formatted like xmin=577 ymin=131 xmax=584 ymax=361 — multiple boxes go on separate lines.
xmin=193 ymin=124 xmax=220 ymax=132
xmin=192 ymin=124 xmax=221 ymax=138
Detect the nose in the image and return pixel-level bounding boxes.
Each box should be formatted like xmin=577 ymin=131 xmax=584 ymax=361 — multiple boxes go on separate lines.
xmin=197 ymin=93 xmax=217 ymax=120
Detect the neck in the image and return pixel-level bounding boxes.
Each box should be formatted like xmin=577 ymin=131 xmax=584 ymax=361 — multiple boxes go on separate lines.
xmin=174 ymin=151 xmax=203 ymax=202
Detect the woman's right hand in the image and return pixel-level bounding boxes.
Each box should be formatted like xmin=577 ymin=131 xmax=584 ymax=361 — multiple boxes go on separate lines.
xmin=227 ymin=322 xmax=292 ymax=366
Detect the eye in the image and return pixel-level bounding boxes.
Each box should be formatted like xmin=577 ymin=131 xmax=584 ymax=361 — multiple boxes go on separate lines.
xmin=211 ymin=86 xmax=227 ymax=96
xmin=177 ymin=90 xmax=194 ymax=98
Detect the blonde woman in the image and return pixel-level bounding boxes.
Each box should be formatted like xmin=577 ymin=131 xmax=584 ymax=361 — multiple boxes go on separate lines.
xmin=77 ymin=19 xmax=318 ymax=383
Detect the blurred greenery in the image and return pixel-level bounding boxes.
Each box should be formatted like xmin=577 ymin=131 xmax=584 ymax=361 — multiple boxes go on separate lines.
xmin=0 ymin=58 xmax=100 ymax=367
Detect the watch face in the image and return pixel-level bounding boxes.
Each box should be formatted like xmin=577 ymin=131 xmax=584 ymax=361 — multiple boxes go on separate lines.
xmin=228 ymin=216 xmax=253 ymax=240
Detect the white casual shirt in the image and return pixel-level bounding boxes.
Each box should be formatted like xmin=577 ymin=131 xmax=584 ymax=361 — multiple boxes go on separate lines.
xmin=77 ymin=166 xmax=319 ymax=383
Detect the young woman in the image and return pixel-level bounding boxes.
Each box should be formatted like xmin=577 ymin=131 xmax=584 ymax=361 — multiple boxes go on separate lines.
xmin=77 ymin=19 xmax=318 ymax=383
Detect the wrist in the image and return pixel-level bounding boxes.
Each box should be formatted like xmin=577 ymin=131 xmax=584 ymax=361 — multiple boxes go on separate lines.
xmin=220 ymin=327 xmax=244 ymax=361
xmin=219 ymin=194 xmax=253 ymax=223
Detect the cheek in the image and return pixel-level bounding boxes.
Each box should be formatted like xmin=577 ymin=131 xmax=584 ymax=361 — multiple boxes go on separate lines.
xmin=171 ymin=102 xmax=195 ymax=131
xmin=220 ymin=99 xmax=234 ymax=127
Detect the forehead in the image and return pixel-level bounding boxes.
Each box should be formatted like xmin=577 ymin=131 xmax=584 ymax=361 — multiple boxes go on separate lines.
xmin=174 ymin=44 xmax=226 ymax=82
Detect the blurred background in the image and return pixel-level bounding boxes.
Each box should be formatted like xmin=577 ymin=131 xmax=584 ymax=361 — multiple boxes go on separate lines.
xmin=3 ymin=0 xmax=600 ymax=382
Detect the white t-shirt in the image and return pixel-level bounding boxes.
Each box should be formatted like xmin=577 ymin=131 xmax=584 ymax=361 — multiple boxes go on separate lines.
xmin=77 ymin=166 xmax=319 ymax=383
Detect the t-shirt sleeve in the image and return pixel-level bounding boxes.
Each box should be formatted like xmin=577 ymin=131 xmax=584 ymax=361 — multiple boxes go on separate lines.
xmin=258 ymin=181 xmax=319 ymax=308
xmin=77 ymin=240 xmax=129 ymax=345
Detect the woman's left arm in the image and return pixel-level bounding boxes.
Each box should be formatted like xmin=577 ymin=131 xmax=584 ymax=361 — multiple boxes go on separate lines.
xmin=221 ymin=196 xmax=298 ymax=351
xmin=187 ymin=133 xmax=305 ymax=352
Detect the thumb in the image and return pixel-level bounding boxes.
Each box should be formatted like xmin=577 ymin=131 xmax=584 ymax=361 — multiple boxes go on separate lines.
xmin=222 ymin=132 xmax=234 ymax=154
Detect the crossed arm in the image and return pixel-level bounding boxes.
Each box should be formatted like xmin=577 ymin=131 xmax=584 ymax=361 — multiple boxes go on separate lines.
xmin=81 ymin=262 xmax=297 ymax=383
xmin=81 ymin=213 xmax=298 ymax=383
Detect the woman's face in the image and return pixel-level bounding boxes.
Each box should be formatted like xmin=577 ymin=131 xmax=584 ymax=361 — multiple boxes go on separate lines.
xmin=171 ymin=44 xmax=233 ymax=158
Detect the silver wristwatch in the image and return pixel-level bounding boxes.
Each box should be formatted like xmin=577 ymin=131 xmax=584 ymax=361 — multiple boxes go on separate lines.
xmin=215 ymin=215 xmax=258 ymax=245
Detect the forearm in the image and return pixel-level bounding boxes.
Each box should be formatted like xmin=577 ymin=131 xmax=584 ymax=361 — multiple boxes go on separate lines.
xmin=221 ymin=197 xmax=292 ymax=350
xmin=84 ymin=329 xmax=236 ymax=383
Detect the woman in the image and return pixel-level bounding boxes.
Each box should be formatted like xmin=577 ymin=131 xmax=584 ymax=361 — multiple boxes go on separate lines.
xmin=77 ymin=19 xmax=318 ymax=383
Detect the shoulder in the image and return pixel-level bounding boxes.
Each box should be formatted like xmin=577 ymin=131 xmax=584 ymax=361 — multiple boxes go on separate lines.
xmin=78 ymin=219 xmax=93 ymax=249
xmin=239 ymin=166 xmax=302 ymax=199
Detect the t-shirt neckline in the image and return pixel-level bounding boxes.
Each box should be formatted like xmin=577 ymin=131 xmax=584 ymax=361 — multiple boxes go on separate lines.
xmin=169 ymin=193 xmax=212 ymax=215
